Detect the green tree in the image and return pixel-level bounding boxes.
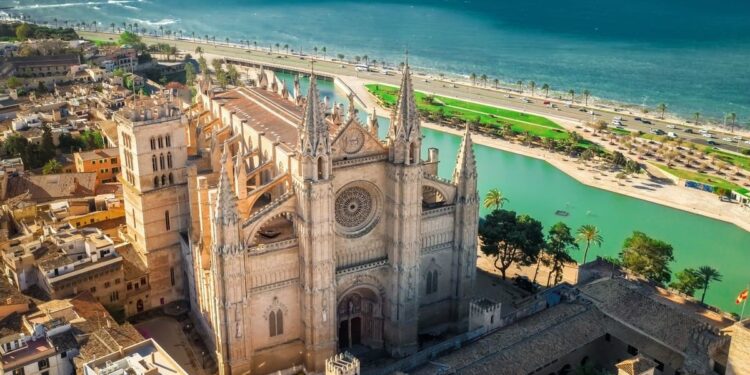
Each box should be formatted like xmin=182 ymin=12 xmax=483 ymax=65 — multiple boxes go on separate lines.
xmin=576 ymin=225 xmax=603 ymax=265
xmin=542 ymin=83 xmax=550 ymax=98
xmin=619 ymin=231 xmax=674 ymax=284
xmin=669 ymin=268 xmax=701 ymax=296
xmin=483 ymin=188 xmax=509 ymax=210
xmin=5 ymin=77 xmax=22 ymax=90
xmin=226 ymin=64 xmax=239 ymax=85
xmin=479 ymin=209 xmax=545 ymax=280
xmin=696 ymin=266 xmax=722 ymax=303
xmin=568 ymin=89 xmax=575 ymax=103
xmin=42 ymin=159 xmax=62 ymax=174
xmin=185 ymin=62 xmax=196 ymax=86
xmin=16 ymin=23 xmax=32 ymax=40
xmin=611 ymin=151 xmax=626 ymax=167
xmin=583 ymin=89 xmax=591 ymax=107
xmin=198 ymin=56 xmax=208 ymax=76
xmin=657 ymin=103 xmax=667 ymax=119
xmin=545 ymin=222 xmax=578 ymax=286
xmin=529 ymin=81 xmax=536 ymax=96
xmin=693 ymin=112 xmax=700 ymax=125
xmin=40 ymin=126 xmax=55 ymax=162
xmin=470 ymin=73 xmax=477 ymax=86
xmin=118 ymin=31 xmax=141 ymax=46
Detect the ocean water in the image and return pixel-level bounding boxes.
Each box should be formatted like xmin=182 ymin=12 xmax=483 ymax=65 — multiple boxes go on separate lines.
xmin=6 ymin=0 xmax=750 ymax=123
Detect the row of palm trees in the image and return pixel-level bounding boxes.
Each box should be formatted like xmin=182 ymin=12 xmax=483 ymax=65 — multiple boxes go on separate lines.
xmin=466 ymin=75 xmax=596 ymax=107
xmin=481 ymin=188 xmax=723 ymax=303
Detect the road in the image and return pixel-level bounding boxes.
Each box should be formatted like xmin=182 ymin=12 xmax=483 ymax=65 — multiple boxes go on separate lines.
xmin=79 ymin=30 xmax=750 ymax=154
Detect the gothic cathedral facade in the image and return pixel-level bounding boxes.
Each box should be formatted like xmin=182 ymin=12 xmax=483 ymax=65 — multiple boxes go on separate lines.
xmin=178 ymin=65 xmax=479 ymax=374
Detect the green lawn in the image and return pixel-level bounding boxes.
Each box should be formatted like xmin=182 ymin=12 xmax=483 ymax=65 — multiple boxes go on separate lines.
xmin=654 ymin=163 xmax=749 ymax=195
xmin=705 ymin=148 xmax=750 ymax=171
xmin=366 ymin=84 xmax=570 ymax=140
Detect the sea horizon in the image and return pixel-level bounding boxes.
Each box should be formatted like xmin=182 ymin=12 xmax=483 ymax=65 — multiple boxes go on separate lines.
xmin=4 ymin=0 xmax=750 ymax=125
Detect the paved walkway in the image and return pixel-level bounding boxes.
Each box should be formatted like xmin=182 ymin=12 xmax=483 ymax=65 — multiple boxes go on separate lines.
xmin=135 ymin=317 xmax=208 ymax=375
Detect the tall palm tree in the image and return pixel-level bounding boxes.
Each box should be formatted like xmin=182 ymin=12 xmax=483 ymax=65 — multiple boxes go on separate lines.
xmin=696 ymin=266 xmax=722 ymax=303
xmin=470 ymin=73 xmax=477 ymax=86
xmin=728 ymin=112 xmax=737 ymax=132
xmin=483 ymin=188 xmax=509 ymax=210
xmin=516 ymin=80 xmax=523 ymax=92
xmin=542 ymin=83 xmax=550 ymax=98
xmin=583 ymin=89 xmax=591 ymax=107
xmin=576 ymin=225 xmax=603 ymax=265
xmin=480 ymin=74 xmax=488 ymax=87
xmin=568 ymin=89 xmax=575 ymax=103
xmin=321 ymin=46 xmax=327 ymax=59
xmin=657 ymin=103 xmax=668 ymax=119
xmin=275 ymin=43 xmax=280 ymax=53
xmin=529 ymin=81 xmax=536 ymax=96
xmin=493 ymin=78 xmax=499 ymax=89
xmin=694 ymin=112 xmax=701 ymax=125
xmin=110 ymin=22 xmax=115 ymax=33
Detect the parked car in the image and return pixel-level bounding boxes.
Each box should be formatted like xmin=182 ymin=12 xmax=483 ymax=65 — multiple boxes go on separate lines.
xmin=684 ymin=129 xmax=694 ymax=134
xmin=708 ymin=140 xmax=719 ymax=145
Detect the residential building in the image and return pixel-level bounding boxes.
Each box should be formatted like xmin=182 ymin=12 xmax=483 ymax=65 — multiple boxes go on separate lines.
xmin=74 ymin=148 xmax=120 ymax=184
xmin=82 ymin=338 xmax=187 ymax=375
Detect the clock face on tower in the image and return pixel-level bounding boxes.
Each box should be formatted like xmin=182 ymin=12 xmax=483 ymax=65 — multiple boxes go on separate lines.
xmin=342 ymin=128 xmax=365 ymax=154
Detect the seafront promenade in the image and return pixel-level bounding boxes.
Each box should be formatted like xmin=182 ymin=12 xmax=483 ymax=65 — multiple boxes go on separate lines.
xmin=78 ymin=30 xmax=750 ymax=231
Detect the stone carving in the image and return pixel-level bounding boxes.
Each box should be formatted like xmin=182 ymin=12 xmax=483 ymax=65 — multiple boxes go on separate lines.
xmin=335 ymin=186 xmax=375 ymax=234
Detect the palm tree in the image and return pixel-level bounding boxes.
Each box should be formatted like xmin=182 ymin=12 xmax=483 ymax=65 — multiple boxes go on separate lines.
xmin=159 ymin=25 xmax=164 ymax=37
xmin=483 ymin=188 xmax=509 ymax=210
xmin=516 ymin=80 xmax=523 ymax=92
xmin=529 ymin=81 xmax=536 ymax=96
xmin=657 ymin=103 xmax=667 ymax=119
xmin=321 ymin=46 xmax=327 ymax=59
xmin=696 ymin=266 xmax=722 ymax=303
xmin=694 ymin=112 xmax=701 ymax=125
xmin=480 ymin=74 xmax=488 ymax=87
xmin=470 ymin=73 xmax=477 ymax=86
xmin=363 ymin=55 xmax=368 ymax=65
xmin=727 ymin=112 xmax=737 ymax=132
xmin=275 ymin=43 xmax=280 ymax=53
xmin=110 ymin=22 xmax=115 ymax=33
xmin=568 ymin=89 xmax=575 ymax=104
xmin=542 ymin=83 xmax=550 ymax=98
xmin=583 ymin=89 xmax=591 ymax=107
xmin=53 ymin=18 xmax=58 ymax=28
xmin=576 ymin=225 xmax=603 ymax=265
xmin=493 ymin=78 xmax=499 ymax=89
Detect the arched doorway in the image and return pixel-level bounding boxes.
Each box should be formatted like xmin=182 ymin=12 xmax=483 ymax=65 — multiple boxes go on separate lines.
xmin=337 ymin=287 xmax=383 ymax=350
xmin=137 ymin=299 xmax=144 ymax=313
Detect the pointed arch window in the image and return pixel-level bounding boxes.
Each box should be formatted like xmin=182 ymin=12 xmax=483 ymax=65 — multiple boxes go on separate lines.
xmin=168 ymin=173 xmax=174 ymax=185
xmin=161 ymin=175 xmax=166 ymax=186
xmin=150 ymin=137 xmax=156 ymax=150
xmin=159 ymin=154 xmax=165 ymax=170
xmin=158 ymin=136 xmax=163 ymax=148
xmin=426 ymin=270 xmax=438 ymax=295
xmin=167 ymin=152 xmax=172 ymax=168
xmin=165 ymin=135 xmax=171 ymax=147
xmin=164 ymin=210 xmax=170 ymax=231
xmin=269 ymin=309 xmax=284 ymax=337
xmin=152 ymin=155 xmax=157 ymax=171
xmin=153 ymin=176 xmax=159 ymax=188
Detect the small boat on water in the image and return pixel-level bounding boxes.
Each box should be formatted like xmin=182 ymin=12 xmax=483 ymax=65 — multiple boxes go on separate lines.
xmin=555 ymin=210 xmax=570 ymax=217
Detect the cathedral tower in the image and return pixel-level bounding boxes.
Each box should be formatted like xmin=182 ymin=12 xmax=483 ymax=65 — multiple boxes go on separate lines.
xmin=384 ymin=63 xmax=422 ymax=356
xmin=296 ymin=75 xmax=337 ymax=370
xmin=451 ymin=126 xmax=479 ymax=330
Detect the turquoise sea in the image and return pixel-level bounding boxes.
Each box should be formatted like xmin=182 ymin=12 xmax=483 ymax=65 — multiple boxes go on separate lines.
xmin=5 ymin=0 xmax=750 ymax=123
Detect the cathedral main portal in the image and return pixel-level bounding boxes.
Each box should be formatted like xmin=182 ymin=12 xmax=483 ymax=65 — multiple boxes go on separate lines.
xmin=337 ymin=287 xmax=384 ymax=350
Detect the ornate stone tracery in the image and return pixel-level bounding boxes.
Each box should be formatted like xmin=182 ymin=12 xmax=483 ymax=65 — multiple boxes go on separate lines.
xmin=334 ymin=182 xmax=381 ymax=237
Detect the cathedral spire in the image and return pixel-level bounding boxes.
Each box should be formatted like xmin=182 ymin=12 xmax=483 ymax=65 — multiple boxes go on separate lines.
xmin=216 ymin=147 xmax=239 ymax=225
xmin=453 ymin=125 xmax=477 ymax=184
xmin=388 ymin=62 xmax=420 ymax=143
xmin=298 ymin=74 xmax=330 ymax=157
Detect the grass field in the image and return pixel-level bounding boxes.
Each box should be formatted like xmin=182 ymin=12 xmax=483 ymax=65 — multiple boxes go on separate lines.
xmin=705 ymin=148 xmax=750 ymax=171
xmin=366 ymin=84 xmax=571 ymax=141
xmin=654 ymin=163 xmax=749 ymax=195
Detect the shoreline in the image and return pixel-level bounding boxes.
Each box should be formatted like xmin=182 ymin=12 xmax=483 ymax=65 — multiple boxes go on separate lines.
xmin=69 ymin=29 xmax=750 ymax=134
xmin=338 ymin=76 xmax=750 ymax=233
xmin=43 ymin=29 xmax=750 ymax=232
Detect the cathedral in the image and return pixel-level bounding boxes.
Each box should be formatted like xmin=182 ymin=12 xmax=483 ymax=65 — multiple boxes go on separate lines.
xmin=173 ymin=64 xmax=479 ymax=374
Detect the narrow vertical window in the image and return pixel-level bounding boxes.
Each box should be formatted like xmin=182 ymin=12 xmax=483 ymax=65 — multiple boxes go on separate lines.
xmin=165 ymin=210 xmax=170 ymax=231
xmin=269 ymin=311 xmax=277 ymax=337
xmin=168 ymin=172 xmax=174 ymax=185
xmin=167 ymin=152 xmax=172 ymax=168
xmin=276 ymin=309 xmax=283 ymax=335
xmin=165 ymin=135 xmax=171 ymax=147
xmin=152 ymin=155 xmax=157 ymax=171
xmin=150 ymin=137 xmax=155 ymax=150
xmin=158 ymin=136 xmax=163 ymax=148
xmin=159 ymin=154 xmax=165 ymax=169
xmin=170 ymin=267 xmax=175 ymax=286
